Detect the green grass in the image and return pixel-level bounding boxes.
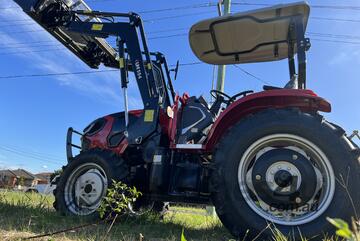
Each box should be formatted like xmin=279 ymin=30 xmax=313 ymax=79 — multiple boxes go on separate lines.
xmin=0 ymin=191 xmax=358 ymax=241
xmin=0 ymin=191 xmax=230 ymax=241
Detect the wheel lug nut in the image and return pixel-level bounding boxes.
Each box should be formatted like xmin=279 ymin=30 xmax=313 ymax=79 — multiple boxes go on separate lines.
xmin=292 ymin=155 xmax=298 ymax=160
xmin=277 ymin=166 xmax=281 ymax=170
xmin=255 ymin=175 xmax=262 ymax=181
xmin=295 ymin=197 xmax=302 ymax=204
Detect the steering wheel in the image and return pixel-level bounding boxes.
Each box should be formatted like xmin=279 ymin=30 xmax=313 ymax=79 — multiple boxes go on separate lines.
xmin=229 ymin=90 xmax=254 ymax=103
xmin=210 ymin=90 xmax=232 ymax=105
xmin=211 ymin=90 xmax=254 ymax=106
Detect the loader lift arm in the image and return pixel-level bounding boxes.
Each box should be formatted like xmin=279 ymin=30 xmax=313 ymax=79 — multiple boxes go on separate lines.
xmin=14 ymin=0 xmax=165 ymax=144
xmin=49 ymin=9 xmax=160 ymax=108
xmin=60 ymin=10 xmax=161 ymax=144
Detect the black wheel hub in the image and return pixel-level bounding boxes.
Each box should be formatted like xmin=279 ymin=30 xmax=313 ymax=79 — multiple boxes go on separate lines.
xmin=274 ymin=170 xmax=293 ymax=187
xmin=251 ymin=148 xmax=318 ymax=210
xmin=84 ymin=184 xmax=92 ymax=193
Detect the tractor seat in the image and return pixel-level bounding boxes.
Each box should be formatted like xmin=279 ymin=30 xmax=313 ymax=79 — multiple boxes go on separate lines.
xmin=177 ymin=96 xmax=214 ymax=144
xmin=263 ymin=75 xmax=298 ymax=91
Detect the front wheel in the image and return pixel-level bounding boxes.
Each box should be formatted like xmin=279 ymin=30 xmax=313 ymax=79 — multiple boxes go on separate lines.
xmin=53 ymin=150 xmax=129 ymax=216
xmin=211 ymin=109 xmax=359 ymax=240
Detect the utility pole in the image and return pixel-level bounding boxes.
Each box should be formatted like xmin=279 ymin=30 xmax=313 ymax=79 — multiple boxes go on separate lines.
xmin=206 ymin=0 xmax=232 ymax=219
xmin=216 ymin=0 xmax=231 ymax=92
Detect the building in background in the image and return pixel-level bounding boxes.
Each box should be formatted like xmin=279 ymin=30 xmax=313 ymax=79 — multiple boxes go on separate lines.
xmin=0 ymin=169 xmax=17 ymax=188
xmin=35 ymin=172 xmax=52 ymax=184
xmin=0 ymin=169 xmax=54 ymax=191
xmin=11 ymin=169 xmax=37 ymax=187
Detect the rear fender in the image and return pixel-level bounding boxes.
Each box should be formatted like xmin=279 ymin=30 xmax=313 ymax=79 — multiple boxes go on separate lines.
xmin=204 ymin=89 xmax=331 ymax=152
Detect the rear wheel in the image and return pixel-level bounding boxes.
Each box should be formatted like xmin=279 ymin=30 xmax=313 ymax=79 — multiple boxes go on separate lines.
xmin=54 ymin=150 xmax=129 ymax=216
xmin=211 ymin=109 xmax=359 ymax=240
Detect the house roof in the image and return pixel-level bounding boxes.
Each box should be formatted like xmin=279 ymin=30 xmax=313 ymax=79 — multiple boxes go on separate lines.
xmin=0 ymin=169 xmax=16 ymax=177
xmin=11 ymin=169 xmax=36 ymax=179
xmin=35 ymin=172 xmax=52 ymax=180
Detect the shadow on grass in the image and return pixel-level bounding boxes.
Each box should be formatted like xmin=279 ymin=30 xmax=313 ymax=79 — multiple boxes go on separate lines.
xmin=0 ymin=201 xmax=231 ymax=241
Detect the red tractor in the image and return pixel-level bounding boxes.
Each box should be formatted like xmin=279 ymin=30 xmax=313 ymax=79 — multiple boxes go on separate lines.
xmin=15 ymin=0 xmax=359 ymax=239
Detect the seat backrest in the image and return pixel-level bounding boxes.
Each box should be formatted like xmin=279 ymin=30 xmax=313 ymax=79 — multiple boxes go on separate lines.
xmin=177 ymin=96 xmax=214 ymax=144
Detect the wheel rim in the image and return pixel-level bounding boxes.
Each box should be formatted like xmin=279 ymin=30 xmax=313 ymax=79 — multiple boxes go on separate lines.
xmin=238 ymin=134 xmax=335 ymax=225
xmin=64 ymin=163 xmax=108 ymax=215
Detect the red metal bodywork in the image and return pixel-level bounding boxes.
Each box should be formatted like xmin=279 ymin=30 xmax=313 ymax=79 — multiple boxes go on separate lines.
xmin=85 ymin=110 xmax=143 ymax=155
xmin=83 ymin=89 xmax=331 ymax=155
xmin=202 ymin=89 xmax=331 ymax=152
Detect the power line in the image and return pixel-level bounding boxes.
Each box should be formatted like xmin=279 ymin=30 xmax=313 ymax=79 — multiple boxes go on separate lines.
xmin=0 ymin=146 xmax=64 ymax=165
xmin=311 ymin=16 xmax=360 ymax=23
xmin=0 ymin=40 xmax=57 ymax=47
xmin=137 ymin=2 xmax=217 ymax=14
xmin=0 ymin=32 xmax=190 ymax=54
xmin=233 ymin=65 xmax=269 ymax=85
xmin=148 ymin=33 xmax=188 ymax=40
xmin=3 ymin=14 xmax=360 ymax=29
xmin=0 ymin=11 xmax=212 ymax=27
xmin=0 ymin=69 xmax=116 ymax=79
xmin=0 ymin=10 xmax=213 ymax=34
xmin=176 ymin=61 xmax=202 ymax=66
xmin=0 ymin=22 xmax=37 ymax=28
xmin=0 ymin=43 xmax=60 ymax=51
xmin=232 ymin=2 xmax=360 ymax=11
xmin=0 ymin=2 xmax=217 ymax=12
xmin=1 ymin=20 xmax=360 ymax=48
xmin=0 ymin=18 xmax=33 ymax=23
xmin=2 ymin=2 xmax=360 ymax=29
xmin=0 ymin=47 xmax=65 ymax=56
xmin=147 ymin=27 xmax=189 ymax=35
xmin=1 ymin=29 xmax=44 ymax=35
xmin=4 ymin=2 xmax=360 ymax=12
xmin=307 ymin=32 xmax=360 ymax=40
xmin=0 ymin=61 xmax=203 ymax=79
xmin=0 ymin=6 xmax=19 ymax=10
xmin=309 ymin=4 xmax=360 ymax=11
xmin=1 ymin=144 xmax=64 ymax=160
xmin=312 ymin=38 xmax=360 ymax=45
xmin=0 ymin=26 xmax=188 ymax=45
xmin=2 ymin=29 xmax=360 ymax=55
xmin=144 ymin=10 xmax=213 ymax=22
xmin=0 ymin=145 xmax=64 ymax=163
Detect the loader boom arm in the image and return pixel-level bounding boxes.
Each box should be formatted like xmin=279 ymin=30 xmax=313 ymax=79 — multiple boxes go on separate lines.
xmin=14 ymin=0 xmax=162 ymax=144
xmin=14 ymin=0 xmax=120 ymax=69
xmin=63 ymin=10 xmax=159 ymax=106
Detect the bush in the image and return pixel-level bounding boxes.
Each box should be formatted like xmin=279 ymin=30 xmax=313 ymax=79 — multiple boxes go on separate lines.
xmin=97 ymin=180 xmax=142 ymax=219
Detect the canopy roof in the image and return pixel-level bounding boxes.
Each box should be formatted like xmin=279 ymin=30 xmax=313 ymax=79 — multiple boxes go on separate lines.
xmin=189 ymin=1 xmax=310 ymax=65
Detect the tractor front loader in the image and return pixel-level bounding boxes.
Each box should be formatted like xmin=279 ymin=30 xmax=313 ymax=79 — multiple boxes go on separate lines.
xmin=14 ymin=0 xmax=359 ymax=240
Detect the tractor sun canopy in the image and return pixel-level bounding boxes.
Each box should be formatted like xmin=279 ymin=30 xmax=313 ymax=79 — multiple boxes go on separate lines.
xmin=13 ymin=0 xmax=118 ymax=69
xmin=189 ymin=1 xmax=310 ymax=65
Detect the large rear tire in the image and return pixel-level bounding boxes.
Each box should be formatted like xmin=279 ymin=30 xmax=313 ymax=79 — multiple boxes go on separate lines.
xmin=53 ymin=149 xmax=129 ymax=216
xmin=211 ymin=109 xmax=359 ymax=240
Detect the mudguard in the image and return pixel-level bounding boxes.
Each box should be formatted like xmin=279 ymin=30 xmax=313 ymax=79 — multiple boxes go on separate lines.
xmin=204 ymin=89 xmax=331 ymax=152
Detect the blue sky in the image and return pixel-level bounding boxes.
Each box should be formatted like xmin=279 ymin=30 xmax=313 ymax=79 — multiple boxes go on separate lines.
xmin=0 ymin=0 xmax=359 ymax=173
